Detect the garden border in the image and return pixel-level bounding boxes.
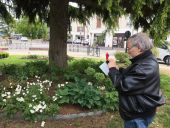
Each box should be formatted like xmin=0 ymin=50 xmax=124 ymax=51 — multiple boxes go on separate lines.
xmin=0 ymin=110 xmax=106 ymax=120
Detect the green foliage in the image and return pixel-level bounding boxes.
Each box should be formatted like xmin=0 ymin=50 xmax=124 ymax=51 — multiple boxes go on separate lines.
xmin=65 ymin=58 xmax=102 ymax=81
xmin=0 ymin=1 xmax=13 ymax=24
xmin=23 ymin=55 xmax=38 ymax=59
xmin=0 ymin=55 xmax=32 ymax=66
xmin=160 ymin=74 xmax=170 ymax=99
xmin=84 ymin=67 xmax=96 ymax=76
xmin=94 ymin=72 xmax=105 ymax=84
xmin=103 ymin=91 xmax=118 ymax=111
xmin=14 ymin=17 xmax=48 ymax=39
xmin=22 ymin=61 xmax=48 ymax=77
xmin=1 ymin=60 xmax=48 ymax=80
xmin=0 ymin=78 xmax=59 ymax=121
xmin=21 ymin=55 xmax=48 ymax=60
xmin=115 ymin=52 xmax=131 ymax=66
xmin=149 ymin=1 xmax=170 ymax=45
xmin=55 ymin=79 xmax=103 ymax=109
xmin=0 ymin=52 xmax=9 ymax=59
xmin=151 ymin=47 xmax=159 ymax=57
xmin=153 ymin=105 xmax=170 ymax=128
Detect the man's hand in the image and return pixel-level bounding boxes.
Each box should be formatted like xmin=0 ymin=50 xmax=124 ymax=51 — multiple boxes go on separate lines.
xmin=108 ymin=58 xmax=118 ymax=69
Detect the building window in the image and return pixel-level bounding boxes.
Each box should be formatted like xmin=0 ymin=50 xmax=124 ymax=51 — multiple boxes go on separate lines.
xmin=96 ymin=16 xmax=101 ymax=28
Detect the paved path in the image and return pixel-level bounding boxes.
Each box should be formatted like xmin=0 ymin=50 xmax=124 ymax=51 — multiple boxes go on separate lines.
xmin=5 ymin=47 xmax=121 ymax=60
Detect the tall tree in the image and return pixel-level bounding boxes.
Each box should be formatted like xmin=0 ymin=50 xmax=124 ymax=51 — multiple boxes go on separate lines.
xmin=1 ymin=0 xmax=170 ymax=68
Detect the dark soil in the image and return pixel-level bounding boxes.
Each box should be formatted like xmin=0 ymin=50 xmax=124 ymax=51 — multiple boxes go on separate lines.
xmin=0 ymin=105 xmax=114 ymax=128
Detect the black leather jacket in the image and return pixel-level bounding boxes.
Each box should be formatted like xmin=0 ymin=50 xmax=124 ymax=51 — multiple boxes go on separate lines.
xmin=109 ymin=50 xmax=165 ymax=120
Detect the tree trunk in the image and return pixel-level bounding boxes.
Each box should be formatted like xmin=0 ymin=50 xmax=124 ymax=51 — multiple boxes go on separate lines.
xmin=49 ymin=0 xmax=68 ymax=68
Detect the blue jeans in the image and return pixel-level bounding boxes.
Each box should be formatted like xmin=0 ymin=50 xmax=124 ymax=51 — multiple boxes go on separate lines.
xmin=124 ymin=116 xmax=154 ymax=128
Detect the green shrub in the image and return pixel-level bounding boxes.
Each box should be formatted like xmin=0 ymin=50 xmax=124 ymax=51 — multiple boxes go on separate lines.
xmin=151 ymin=47 xmax=159 ymax=57
xmin=115 ymin=52 xmax=129 ymax=63
xmin=55 ymin=79 xmax=103 ymax=109
xmin=24 ymin=55 xmax=38 ymax=59
xmin=1 ymin=61 xmax=48 ymax=80
xmin=103 ymin=91 xmax=118 ymax=111
xmin=65 ymin=59 xmax=102 ymax=81
xmin=115 ymin=52 xmax=131 ymax=66
xmin=0 ymin=77 xmax=59 ymax=121
xmin=21 ymin=55 xmax=48 ymax=60
xmin=1 ymin=64 xmax=21 ymax=76
xmin=23 ymin=61 xmax=48 ymax=77
xmin=0 ymin=52 xmax=9 ymax=59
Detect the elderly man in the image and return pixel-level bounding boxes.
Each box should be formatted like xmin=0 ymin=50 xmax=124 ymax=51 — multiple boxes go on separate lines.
xmin=108 ymin=33 xmax=165 ymax=128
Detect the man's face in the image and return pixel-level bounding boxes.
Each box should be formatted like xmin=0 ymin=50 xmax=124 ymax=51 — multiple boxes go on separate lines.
xmin=127 ymin=39 xmax=142 ymax=58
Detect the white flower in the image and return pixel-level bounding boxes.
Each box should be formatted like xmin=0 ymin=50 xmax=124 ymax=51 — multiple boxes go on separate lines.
xmin=15 ymin=85 xmax=22 ymax=95
xmin=88 ymin=82 xmax=92 ymax=86
xmin=52 ymin=96 xmax=57 ymax=101
xmin=41 ymin=121 xmax=45 ymax=127
xmin=60 ymin=84 xmax=65 ymax=87
xmin=6 ymin=92 xmax=11 ymax=95
xmin=7 ymin=95 xmax=11 ymax=98
xmin=1 ymin=93 xmax=6 ymax=97
xmin=3 ymin=99 xmax=6 ymax=102
xmin=16 ymin=97 xmax=25 ymax=102
xmin=49 ymin=81 xmax=52 ymax=86
xmin=29 ymin=104 xmax=32 ymax=107
xmin=99 ymin=86 xmax=105 ymax=91
xmin=32 ymin=95 xmax=37 ymax=98
xmin=58 ymin=84 xmax=61 ymax=88
xmin=40 ymin=109 xmax=43 ymax=113
xmin=30 ymin=110 xmax=35 ymax=114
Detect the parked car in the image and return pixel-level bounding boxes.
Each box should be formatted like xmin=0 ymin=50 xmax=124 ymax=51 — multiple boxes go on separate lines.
xmin=73 ymin=39 xmax=81 ymax=44
xmin=20 ymin=37 xmax=28 ymax=42
xmin=66 ymin=39 xmax=73 ymax=44
xmin=157 ymin=44 xmax=170 ymax=65
xmin=82 ymin=39 xmax=89 ymax=45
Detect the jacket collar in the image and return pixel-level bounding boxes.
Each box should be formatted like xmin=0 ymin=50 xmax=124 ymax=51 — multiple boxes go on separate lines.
xmin=130 ymin=50 xmax=152 ymax=63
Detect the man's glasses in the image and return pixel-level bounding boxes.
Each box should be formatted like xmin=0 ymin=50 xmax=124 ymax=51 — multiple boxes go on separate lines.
xmin=127 ymin=46 xmax=136 ymax=51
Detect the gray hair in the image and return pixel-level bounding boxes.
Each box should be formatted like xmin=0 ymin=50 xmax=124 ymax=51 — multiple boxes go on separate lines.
xmin=128 ymin=33 xmax=153 ymax=52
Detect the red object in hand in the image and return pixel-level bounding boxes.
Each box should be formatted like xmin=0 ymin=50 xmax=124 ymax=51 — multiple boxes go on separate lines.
xmin=106 ymin=52 xmax=109 ymax=63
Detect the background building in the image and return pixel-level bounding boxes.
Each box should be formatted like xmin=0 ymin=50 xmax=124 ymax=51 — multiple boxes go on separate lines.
xmin=69 ymin=15 xmax=140 ymax=48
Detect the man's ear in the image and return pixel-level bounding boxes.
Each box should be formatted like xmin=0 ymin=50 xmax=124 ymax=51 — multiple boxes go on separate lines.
xmin=137 ymin=43 xmax=143 ymax=52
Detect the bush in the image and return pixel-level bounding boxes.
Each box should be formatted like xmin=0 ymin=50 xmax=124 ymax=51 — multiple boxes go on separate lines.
xmin=23 ymin=61 xmax=48 ymax=77
xmin=0 ymin=52 xmax=9 ymax=59
xmin=115 ymin=52 xmax=129 ymax=63
xmin=1 ymin=60 xmax=48 ymax=80
xmin=65 ymin=59 xmax=102 ymax=81
xmin=151 ymin=47 xmax=159 ymax=57
xmin=0 ymin=77 xmax=59 ymax=121
xmin=55 ymin=79 xmax=103 ymax=109
xmin=115 ymin=52 xmax=131 ymax=66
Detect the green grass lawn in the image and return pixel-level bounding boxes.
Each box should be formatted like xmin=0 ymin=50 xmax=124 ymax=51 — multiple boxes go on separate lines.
xmin=0 ymin=55 xmax=33 ymax=66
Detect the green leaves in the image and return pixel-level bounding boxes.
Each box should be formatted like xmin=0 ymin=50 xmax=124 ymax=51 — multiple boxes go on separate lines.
xmin=55 ymin=79 xmax=103 ymax=109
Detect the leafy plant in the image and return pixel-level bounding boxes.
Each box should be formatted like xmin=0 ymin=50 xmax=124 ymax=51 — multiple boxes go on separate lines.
xmin=55 ymin=79 xmax=103 ymax=109
xmin=0 ymin=52 xmax=9 ymax=59
xmin=103 ymin=91 xmax=118 ymax=111
xmin=115 ymin=52 xmax=130 ymax=62
xmin=23 ymin=61 xmax=48 ymax=77
xmin=0 ymin=76 xmax=59 ymax=121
